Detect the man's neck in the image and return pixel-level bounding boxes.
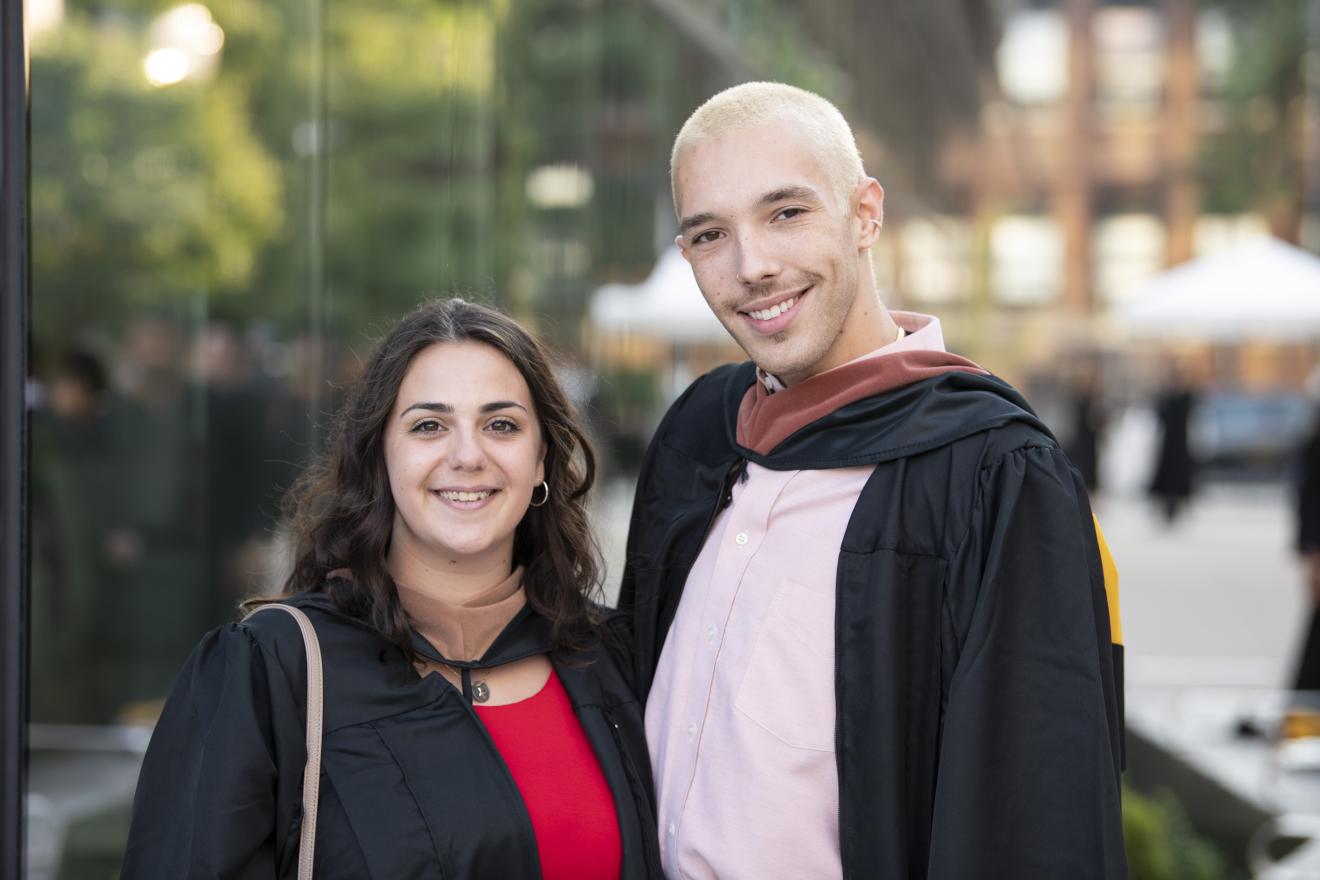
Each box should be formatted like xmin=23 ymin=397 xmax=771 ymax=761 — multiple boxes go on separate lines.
xmin=777 ymin=286 xmax=899 ymax=387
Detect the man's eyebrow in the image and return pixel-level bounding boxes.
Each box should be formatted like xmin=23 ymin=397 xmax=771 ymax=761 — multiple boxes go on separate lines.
xmin=759 ymin=185 xmax=822 ymax=206
xmin=679 ymin=186 xmax=824 ymax=235
xmin=678 ymin=211 xmax=718 ymax=235
xmin=399 ymin=400 xmax=528 ymax=419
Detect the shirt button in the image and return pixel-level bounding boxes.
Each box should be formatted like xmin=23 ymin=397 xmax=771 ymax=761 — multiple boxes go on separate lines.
xmin=706 ymin=624 xmax=717 ymax=642
xmin=734 ymin=531 xmax=749 ymax=546
xmin=667 ymin=821 xmax=676 ymax=836
xmin=687 ymin=723 xmax=697 ymax=739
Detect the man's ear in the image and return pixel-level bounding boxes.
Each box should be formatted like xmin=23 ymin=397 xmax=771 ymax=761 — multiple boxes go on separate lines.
xmin=854 ymin=178 xmax=885 ymax=248
xmin=675 ymin=234 xmax=691 ymax=262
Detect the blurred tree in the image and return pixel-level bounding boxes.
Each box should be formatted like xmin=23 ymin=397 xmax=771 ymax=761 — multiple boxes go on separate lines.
xmin=30 ymin=0 xmax=1001 ymax=353
xmin=30 ymin=6 xmax=283 ymax=351
xmin=1198 ymin=0 xmax=1308 ymax=241
xmin=297 ymin=0 xmax=503 ymax=338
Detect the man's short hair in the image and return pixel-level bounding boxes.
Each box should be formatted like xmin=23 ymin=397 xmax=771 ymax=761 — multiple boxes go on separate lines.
xmin=670 ymin=81 xmax=866 ymax=210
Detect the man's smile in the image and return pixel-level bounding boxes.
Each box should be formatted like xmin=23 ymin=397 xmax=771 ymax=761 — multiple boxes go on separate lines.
xmin=739 ymin=286 xmax=810 ymax=335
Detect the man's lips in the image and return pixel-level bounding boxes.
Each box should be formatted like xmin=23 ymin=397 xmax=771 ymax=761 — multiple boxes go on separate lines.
xmin=739 ymin=287 xmax=808 ymax=319
xmin=738 ymin=287 xmax=810 ymax=334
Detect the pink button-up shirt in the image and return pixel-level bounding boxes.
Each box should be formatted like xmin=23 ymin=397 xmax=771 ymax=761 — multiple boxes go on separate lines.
xmin=645 ymin=313 xmax=948 ymax=879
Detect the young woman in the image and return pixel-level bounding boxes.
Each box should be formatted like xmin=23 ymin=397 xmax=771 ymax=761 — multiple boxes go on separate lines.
xmin=122 ymin=299 xmax=661 ymax=878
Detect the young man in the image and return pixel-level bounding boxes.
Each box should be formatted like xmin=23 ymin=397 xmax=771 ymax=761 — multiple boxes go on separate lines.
xmin=619 ymin=82 xmax=1127 ymax=879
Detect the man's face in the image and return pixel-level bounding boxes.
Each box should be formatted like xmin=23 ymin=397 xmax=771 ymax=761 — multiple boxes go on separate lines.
xmin=674 ymin=122 xmax=879 ymax=385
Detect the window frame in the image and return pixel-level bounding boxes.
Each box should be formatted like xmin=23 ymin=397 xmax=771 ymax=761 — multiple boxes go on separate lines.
xmin=1 ymin=0 xmax=31 ymax=875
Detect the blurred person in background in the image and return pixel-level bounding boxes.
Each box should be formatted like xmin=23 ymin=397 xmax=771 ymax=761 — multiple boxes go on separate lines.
xmin=29 ymin=349 xmax=123 ymax=721
xmin=620 ymin=82 xmax=1127 ymax=879
xmin=197 ymin=319 xmax=288 ymax=614
xmin=1148 ymin=366 xmax=1197 ymax=525
xmin=1065 ymin=363 xmax=1106 ymax=493
xmin=100 ymin=313 xmax=206 ymax=719
xmin=123 ymin=299 xmax=662 ymax=878
xmin=1291 ymin=401 xmax=1320 ymax=692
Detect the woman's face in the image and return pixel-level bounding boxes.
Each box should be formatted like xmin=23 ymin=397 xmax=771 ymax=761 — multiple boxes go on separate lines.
xmin=383 ymin=340 xmax=545 ymax=574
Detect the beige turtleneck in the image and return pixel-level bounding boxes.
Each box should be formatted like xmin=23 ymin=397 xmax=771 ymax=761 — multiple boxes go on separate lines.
xmin=394 ymin=565 xmax=527 ymax=662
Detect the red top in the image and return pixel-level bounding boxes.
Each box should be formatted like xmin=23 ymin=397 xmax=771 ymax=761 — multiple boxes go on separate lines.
xmin=475 ymin=669 xmax=623 ymax=880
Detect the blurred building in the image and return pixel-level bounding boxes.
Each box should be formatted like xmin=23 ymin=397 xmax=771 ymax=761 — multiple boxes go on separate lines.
xmin=874 ymin=0 xmax=1320 ymax=394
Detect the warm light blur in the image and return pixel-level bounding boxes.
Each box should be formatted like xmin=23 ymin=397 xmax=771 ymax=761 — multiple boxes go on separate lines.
xmin=143 ymin=3 xmax=225 ymax=86
xmin=526 ymin=164 xmax=594 ymax=209
xmin=151 ymin=3 xmax=225 ymax=56
xmin=143 ymin=47 xmax=190 ymax=87
xmin=28 ymin=0 xmax=65 ymax=41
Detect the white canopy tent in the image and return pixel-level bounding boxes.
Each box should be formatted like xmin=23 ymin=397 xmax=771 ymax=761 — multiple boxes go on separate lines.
xmin=588 ymin=246 xmax=728 ymax=344
xmin=1112 ymin=237 xmax=1320 ymax=341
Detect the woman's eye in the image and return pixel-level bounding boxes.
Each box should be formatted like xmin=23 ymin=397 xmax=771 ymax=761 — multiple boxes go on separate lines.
xmin=487 ymin=418 xmax=520 ymax=434
xmin=411 ymin=419 xmax=443 ymax=434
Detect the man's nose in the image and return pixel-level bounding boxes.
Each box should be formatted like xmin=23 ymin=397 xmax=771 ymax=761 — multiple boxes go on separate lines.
xmin=735 ymin=230 xmax=782 ymax=286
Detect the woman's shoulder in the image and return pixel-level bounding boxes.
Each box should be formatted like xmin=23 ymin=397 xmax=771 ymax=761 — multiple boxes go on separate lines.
xmin=234 ymin=594 xmax=404 ymax=687
xmin=238 ymin=592 xmax=383 ymax=648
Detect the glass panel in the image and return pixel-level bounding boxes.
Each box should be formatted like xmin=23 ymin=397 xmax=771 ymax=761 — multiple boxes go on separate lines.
xmin=23 ymin=0 xmax=712 ymax=871
xmin=27 ymin=0 xmax=325 ymax=873
xmin=23 ymin=0 xmax=1024 ymax=872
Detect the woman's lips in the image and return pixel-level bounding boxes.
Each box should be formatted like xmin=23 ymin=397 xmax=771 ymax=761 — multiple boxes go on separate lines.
xmin=431 ymin=488 xmax=499 ymax=511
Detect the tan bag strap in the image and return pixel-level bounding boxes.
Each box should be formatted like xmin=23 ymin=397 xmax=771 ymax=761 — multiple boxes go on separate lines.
xmin=245 ymin=603 xmax=324 ymax=880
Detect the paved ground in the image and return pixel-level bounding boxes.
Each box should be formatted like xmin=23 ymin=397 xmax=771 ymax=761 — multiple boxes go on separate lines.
xmin=1096 ymin=483 xmax=1308 ymax=690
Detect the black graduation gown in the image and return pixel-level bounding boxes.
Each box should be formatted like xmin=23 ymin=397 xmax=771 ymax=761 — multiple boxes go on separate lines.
xmin=1293 ymin=428 xmax=1320 ymax=691
xmin=619 ymin=363 xmax=1128 ymax=880
xmin=121 ymin=593 xmax=662 ymax=879
xmin=1148 ymin=388 xmax=1195 ymax=502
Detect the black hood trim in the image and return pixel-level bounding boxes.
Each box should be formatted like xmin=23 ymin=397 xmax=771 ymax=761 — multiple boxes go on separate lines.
xmin=722 ymin=366 xmax=1055 ymax=470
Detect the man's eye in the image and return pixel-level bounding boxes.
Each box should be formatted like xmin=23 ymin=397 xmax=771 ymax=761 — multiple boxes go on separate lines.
xmin=692 ymin=230 xmax=722 ymax=245
xmin=775 ymin=207 xmax=805 ymax=221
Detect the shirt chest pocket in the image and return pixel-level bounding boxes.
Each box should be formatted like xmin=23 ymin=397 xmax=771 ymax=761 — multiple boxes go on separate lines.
xmin=734 ymin=578 xmax=837 ymax=752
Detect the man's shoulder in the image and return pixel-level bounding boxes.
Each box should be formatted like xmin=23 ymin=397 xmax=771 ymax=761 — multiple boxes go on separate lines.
xmin=664 ymin=361 xmax=755 ymax=419
xmin=650 ymin=361 xmax=755 ymax=461
xmin=918 ymin=375 xmax=1060 ymax=473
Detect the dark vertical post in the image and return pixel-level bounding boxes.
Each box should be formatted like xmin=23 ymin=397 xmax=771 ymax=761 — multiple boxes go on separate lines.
xmin=0 ymin=0 xmax=30 ymax=875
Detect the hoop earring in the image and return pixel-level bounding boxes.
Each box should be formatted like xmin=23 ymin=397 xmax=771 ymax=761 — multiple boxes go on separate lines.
xmin=529 ymin=480 xmax=550 ymax=508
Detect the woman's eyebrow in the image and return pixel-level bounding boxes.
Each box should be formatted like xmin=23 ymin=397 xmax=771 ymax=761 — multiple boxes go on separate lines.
xmin=479 ymin=401 xmax=528 ymax=414
xmin=398 ymin=400 xmax=528 ymax=419
xmin=400 ymin=401 xmax=452 ymax=418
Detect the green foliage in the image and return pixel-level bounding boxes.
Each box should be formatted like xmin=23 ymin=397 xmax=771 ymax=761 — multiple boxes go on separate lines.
xmin=28 ymin=0 xmax=844 ymax=353
xmin=1197 ymin=0 xmax=1307 ymax=223
xmin=30 ymin=10 xmax=282 ymax=348
xmin=1123 ymin=785 xmax=1228 ymax=880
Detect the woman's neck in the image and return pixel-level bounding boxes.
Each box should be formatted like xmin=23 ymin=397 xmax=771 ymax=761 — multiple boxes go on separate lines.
xmin=387 ymin=536 xmax=515 ymax=606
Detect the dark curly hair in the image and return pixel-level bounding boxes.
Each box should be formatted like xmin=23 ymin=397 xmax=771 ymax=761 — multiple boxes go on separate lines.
xmin=262 ymin=298 xmax=602 ymax=657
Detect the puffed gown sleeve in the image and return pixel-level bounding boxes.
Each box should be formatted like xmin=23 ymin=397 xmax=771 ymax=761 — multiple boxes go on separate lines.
xmin=931 ymin=445 xmax=1128 ymax=879
xmin=121 ymin=622 xmax=309 ymax=879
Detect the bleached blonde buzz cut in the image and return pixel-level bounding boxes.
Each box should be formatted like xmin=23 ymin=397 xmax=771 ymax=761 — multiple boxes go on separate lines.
xmin=670 ymin=81 xmax=866 ymax=211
